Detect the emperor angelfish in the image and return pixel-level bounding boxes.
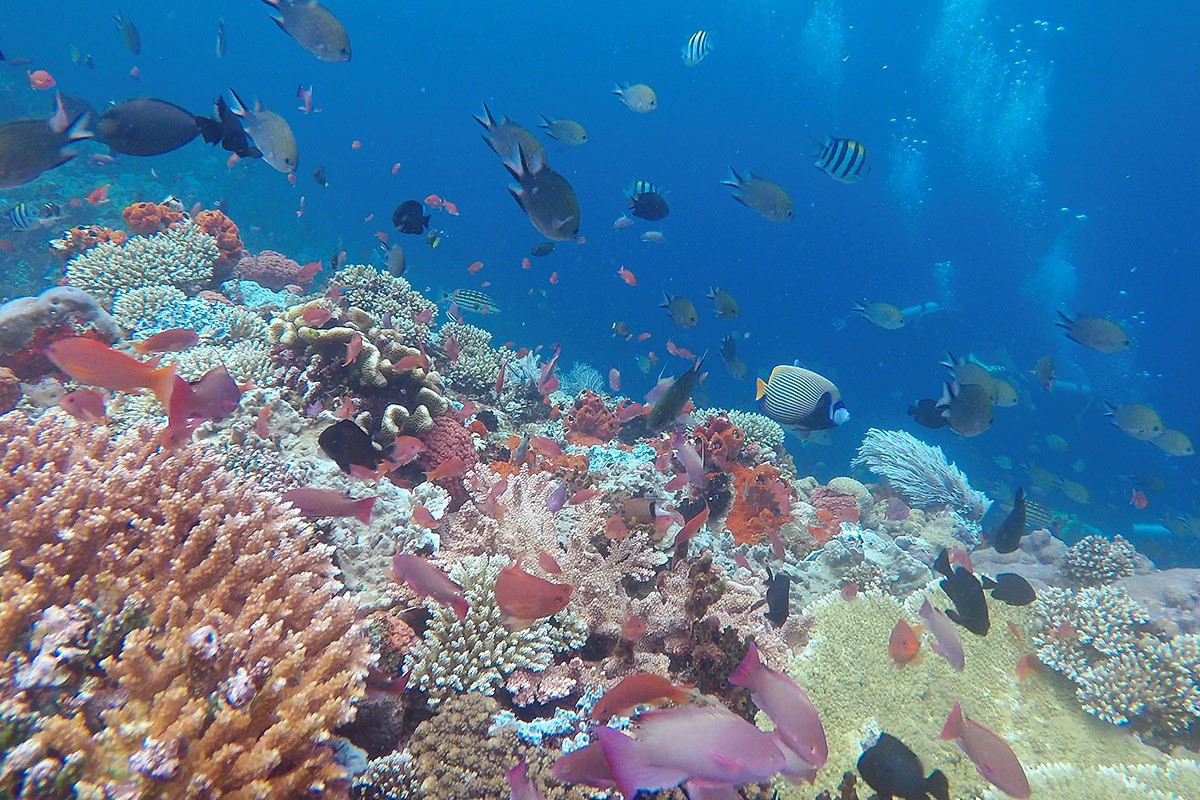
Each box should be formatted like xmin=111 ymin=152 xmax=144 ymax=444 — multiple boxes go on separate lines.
xmin=756 ymin=364 xmax=849 ymax=432
xmin=681 ymin=30 xmax=712 ymax=67
xmin=814 ymin=136 xmax=868 ymax=184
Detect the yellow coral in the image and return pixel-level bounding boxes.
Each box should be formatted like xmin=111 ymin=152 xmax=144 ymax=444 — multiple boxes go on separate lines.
xmin=0 ymin=413 xmax=371 ymax=799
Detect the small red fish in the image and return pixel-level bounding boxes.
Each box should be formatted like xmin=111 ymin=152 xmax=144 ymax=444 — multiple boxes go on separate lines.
xmin=59 ymin=389 xmax=107 ymax=423
xmin=537 ymin=550 xmax=562 ymax=575
xmin=620 ymin=613 xmax=647 ymax=643
xmin=604 ymin=514 xmax=630 ymax=540
xmin=363 ymin=213 xmax=375 ymax=223
xmin=529 ymin=436 xmax=563 ymax=458
xmin=521 ymin=257 xmax=531 ymax=269
xmin=296 ymin=195 xmax=305 ymax=218
xmin=410 ymin=505 xmax=438 ymax=528
xmin=283 ymin=487 xmax=375 ymax=524
xmin=888 ymin=617 xmax=922 ymax=667
xmin=1130 ymin=489 xmax=1148 ymax=510
xmin=425 ymin=457 xmax=473 ymax=482
xmin=132 ymin=328 xmax=199 ymax=356
xmin=608 ymin=368 xmax=620 ymax=392
xmin=296 ymin=261 xmax=322 ymax=283
xmin=226 ymin=152 xmax=241 ymax=170
xmin=637 ymin=332 xmax=651 ymax=342
xmin=287 ymin=173 xmax=297 ymax=187
xmin=255 ymin=404 xmax=272 ymax=438
xmin=413 ymin=307 xmax=435 ymax=325
xmin=482 ymin=478 xmax=508 ymax=520
xmin=391 ymin=554 xmax=467 ymax=620
xmin=940 ymin=701 xmax=1031 ymax=799
xmin=467 ymin=260 xmax=484 ymax=274
xmin=334 ymin=395 xmax=356 ymax=419
xmin=1006 ymin=620 xmax=1023 ymax=645
xmin=592 ymin=673 xmax=694 ymax=722
xmin=0 ymin=240 xmax=15 ymax=253
xmin=616 ymin=402 xmax=645 ymax=423
xmin=391 ymin=435 xmax=426 ymax=466
xmin=394 ymin=353 xmax=426 ymax=371
xmin=351 ymin=139 xmax=362 ymax=149
xmin=494 ymin=562 xmax=573 ymax=629
xmin=505 ymin=761 xmax=545 ymax=800
xmin=663 ymin=474 xmax=688 ymax=492
xmin=390 ymin=162 xmax=401 ymax=175
xmin=841 ymin=582 xmax=859 ymax=601
xmin=443 ymin=200 xmax=459 ymax=215
xmin=343 ymin=332 xmax=363 ymax=366
xmin=568 ymin=488 xmax=600 ymax=505
xmin=373 ymin=230 xmax=388 ymax=244
xmin=443 ymin=335 xmax=461 ymax=363
xmin=1015 ymin=652 xmax=1042 ymax=681
xmin=549 ymin=271 xmax=558 ymax=285
xmin=85 ymin=184 xmax=110 ymax=206
xmin=617 ymin=266 xmax=636 ymax=286
xmin=27 ymin=69 xmax=56 ymax=90
xmin=494 ymin=358 xmax=508 ymax=396
xmin=129 ymin=66 xmax=140 ymax=81
xmin=675 ymin=503 xmax=709 ymax=545
xmin=301 ymin=306 xmax=333 ymax=327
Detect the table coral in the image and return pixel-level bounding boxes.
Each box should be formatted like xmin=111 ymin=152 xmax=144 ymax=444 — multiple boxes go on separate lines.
xmin=121 ymin=200 xmax=184 ymax=236
xmin=0 ymin=413 xmax=372 ymax=800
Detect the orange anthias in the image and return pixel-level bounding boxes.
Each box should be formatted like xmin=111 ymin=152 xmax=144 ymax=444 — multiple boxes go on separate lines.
xmin=46 ymin=337 xmax=175 ymax=409
xmin=888 ymin=617 xmax=922 ymax=667
xmin=591 ymin=673 xmax=695 ymax=722
xmin=493 ymin=562 xmax=572 ymax=629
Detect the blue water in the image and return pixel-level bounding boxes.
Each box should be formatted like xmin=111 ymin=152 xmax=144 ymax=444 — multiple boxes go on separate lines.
xmin=3 ymin=0 xmax=1199 ymax=563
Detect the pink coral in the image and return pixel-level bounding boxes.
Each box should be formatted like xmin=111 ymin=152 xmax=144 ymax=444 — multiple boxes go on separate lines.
xmin=418 ymin=415 xmax=478 ymax=510
xmin=235 ymin=249 xmax=307 ymax=291
xmin=810 ymin=486 xmax=861 ymax=518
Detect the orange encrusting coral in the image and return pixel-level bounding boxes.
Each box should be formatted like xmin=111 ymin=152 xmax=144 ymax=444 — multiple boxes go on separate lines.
xmin=193 ymin=208 xmax=245 ymax=279
xmin=690 ymin=413 xmax=745 ymax=470
xmin=49 ymin=225 xmax=128 ymax=259
xmin=563 ymin=390 xmax=621 ymax=446
xmin=121 ymin=200 xmax=185 ymax=236
xmin=724 ymin=463 xmax=793 ymax=546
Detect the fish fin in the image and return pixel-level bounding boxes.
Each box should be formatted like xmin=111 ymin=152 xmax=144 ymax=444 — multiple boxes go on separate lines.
xmin=1054 ymin=310 xmax=1074 ymax=329
xmin=148 ymin=363 xmax=178 ymax=411
xmin=979 ymin=574 xmax=997 ymax=589
xmin=63 ymin=112 xmax=93 ymax=143
xmin=925 ymin=769 xmax=951 ymax=800
xmin=720 ymin=166 xmax=743 ymax=187
xmin=755 ymin=377 xmax=767 ymax=401
xmin=267 ymin=13 xmax=287 ymax=31
xmin=257 ymin=0 xmax=281 ymax=7
xmin=933 ymin=549 xmax=952 ymax=578
xmin=938 ymin=700 xmax=964 ymax=740
xmin=659 ymin=291 xmax=671 ymax=308
xmin=354 ymin=496 xmax=376 ymax=525
xmin=473 ymin=102 xmax=495 ymax=130
xmin=195 ymin=114 xmax=221 ymax=145
xmin=727 ymin=642 xmax=762 ymax=689
xmin=611 ymin=82 xmax=626 ymax=94
xmin=227 ymin=88 xmax=249 ymax=117
xmin=812 ymin=391 xmax=833 ymax=423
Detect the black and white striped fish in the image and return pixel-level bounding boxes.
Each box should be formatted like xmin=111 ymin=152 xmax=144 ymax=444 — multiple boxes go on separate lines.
xmin=756 ymin=364 xmax=849 ymax=432
xmin=681 ymin=30 xmax=712 ymax=67
xmin=814 ymin=137 xmax=868 ymax=184
xmin=442 ymin=288 xmax=501 ymax=318
xmin=5 ymin=202 xmax=64 ymax=232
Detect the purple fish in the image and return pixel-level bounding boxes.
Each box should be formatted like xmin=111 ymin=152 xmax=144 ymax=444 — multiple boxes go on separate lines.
xmin=546 ymin=480 xmax=567 ymax=513
xmin=919 ymin=599 xmax=965 ymax=672
xmin=506 ymin=760 xmax=546 ymax=800
xmin=551 ymin=742 xmax=615 ymax=789
xmin=596 ymin=706 xmax=783 ymax=799
xmin=391 ymin=554 xmax=469 ymax=620
xmin=669 ymin=432 xmax=708 ymax=489
xmin=728 ymin=643 xmax=827 ymax=770
xmin=773 ymin=731 xmax=818 ymax=785
xmin=940 ymin=701 xmax=1030 ymax=799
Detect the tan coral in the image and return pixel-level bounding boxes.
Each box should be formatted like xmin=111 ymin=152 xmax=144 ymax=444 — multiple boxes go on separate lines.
xmin=0 ymin=413 xmax=372 ymax=800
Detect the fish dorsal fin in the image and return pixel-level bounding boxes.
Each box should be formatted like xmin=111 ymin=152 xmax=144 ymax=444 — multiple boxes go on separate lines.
xmin=755 ymin=377 xmax=768 ymax=401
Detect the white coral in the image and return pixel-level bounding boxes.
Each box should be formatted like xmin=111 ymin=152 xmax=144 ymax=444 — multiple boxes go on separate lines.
xmin=851 ymin=428 xmax=991 ymax=520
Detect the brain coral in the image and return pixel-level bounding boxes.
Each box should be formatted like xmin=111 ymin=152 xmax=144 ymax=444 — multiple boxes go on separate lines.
xmin=0 ymin=412 xmax=372 ymax=800
xmin=781 ymin=586 xmax=1172 ymax=799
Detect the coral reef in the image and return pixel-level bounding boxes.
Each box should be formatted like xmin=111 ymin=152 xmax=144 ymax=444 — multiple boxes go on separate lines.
xmin=0 ymin=367 xmax=19 ymax=412
xmin=1064 ymin=534 xmax=1140 ymax=586
xmin=437 ymin=321 xmax=511 ymax=396
xmin=1032 ymin=584 xmax=1200 ymax=741
xmin=121 ymin=200 xmax=184 ymax=236
xmin=65 ymin=219 xmax=219 ymax=308
xmin=331 ymin=264 xmax=438 ymax=343
xmin=236 ymin=249 xmax=312 ymax=292
xmin=48 ymin=225 xmax=128 ymax=260
xmin=0 ymin=286 xmax=121 ymax=379
xmin=0 ymin=412 xmax=372 ymax=799
xmin=562 ymin=390 xmax=620 ymax=446
xmin=724 ymin=462 xmax=793 ymax=546
xmin=851 ymin=428 xmax=991 ymax=521
xmin=403 ymin=555 xmax=588 ymax=706
xmin=193 ymin=209 xmax=244 ymax=282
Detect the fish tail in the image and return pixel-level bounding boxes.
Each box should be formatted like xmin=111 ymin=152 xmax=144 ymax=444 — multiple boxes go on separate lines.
xmin=257 ymin=0 xmax=281 ymax=7
xmin=720 ymin=166 xmax=742 ymax=188
xmin=728 ymin=642 xmax=762 ymax=689
xmin=755 ymin=377 xmax=768 ymax=401
xmin=939 ymin=700 xmax=964 ymax=741
xmin=354 ymin=496 xmax=377 ymax=526
xmin=147 ymin=363 xmax=178 ymax=410
xmin=595 ymin=728 xmax=644 ymax=800
xmin=925 ymin=769 xmax=951 ymax=800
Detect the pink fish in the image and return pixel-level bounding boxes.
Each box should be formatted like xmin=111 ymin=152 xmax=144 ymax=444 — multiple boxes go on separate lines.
xmin=255 ymin=405 xmax=272 ymax=438
xmin=391 ymin=554 xmax=468 ymax=620
xmin=505 ymin=761 xmax=545 ymax=800
xmin=940 ymin=701 xmax=1030 ymax=798
xmin=494 ymin=563 xmax=572 ymax=629
xmin=728 ymin=643 xmax=827 ymax=770
xmin=344 ymin=332 xmax=363 ymax=366
xmin=608 ymin=367 xmax=620 ymax=392
xmin=495 ymin=358 xmax=508 ymax=396
xmin=414 ymin=307 xmax=435 ymax=325
xmin=482 ymin=478 xmax=508 ymax=520
xmin=391 ymin=435 xmax=426 ymax=466
xmin=538 ymin=344 xmax=561 ymax=396
xmin=644 ymin=376 xmax=674 ymax=406
xmin=163 ymin=366 xmax=244 ymax=448
xmin=616 ymin=402 xmax=645 ymax=423
xmin=444 ymin=335 xmax=461 ymax=363
xmin=596 ymin=706 xmax=784 ymax=800
xmin=283 ymin=487 xmax=375 ymax=525
xmin=546 ymin=481 xmax=567 ymax=513
xmin=301 ymin=306 xmax=333 ymax=327
xmin=612 ymin=213 xmax=634 ymax=230
xmin=669 ymin=432 xmax=707 ymax=489
xmin=537 ymin=550 xmax=562 ymax=574
xmin=552 ymin=742 xmax=615 ymax=789
xmin=918 ymin=599 xmax=965 ymax=672
xmin=58 ymin=388 xmax=107 ymax=423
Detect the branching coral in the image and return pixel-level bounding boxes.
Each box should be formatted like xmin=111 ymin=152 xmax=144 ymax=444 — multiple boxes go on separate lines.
xmin=64 ymin=219 xmax=219 ymax=308
xmin=403 ymin=555 xmax=587 ymax=706
xmin=331 ymin=264 xmax=437 ymax=344
xmin=0 ymin=412 xmax=372 ymax=800
xmin=437 ymin=321 xmax=511 ymax=396
xmin=1063 ymin=535 xmax=1138 ymax=586
xmin=851 ymin=428 xmax=991 ymax=520
xmin=1032 ymin=585 xmax=1200 ymax=740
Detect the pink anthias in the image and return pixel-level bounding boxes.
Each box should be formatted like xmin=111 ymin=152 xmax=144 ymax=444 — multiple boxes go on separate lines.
xmin=940 ymin=701 xmax=1030 ymax=799
xmin=391 ymin=554 xmax=468 ymax=621
xmin=596 ymin=705 xmax=784 ymax=800
xmin=505 ymin=760 xmax=545 ymax=800
xmin=282 ymin=487 xmax=375 ymax=525
xmin=727 ymin=643 xmax=827 ymax=773
xmin=919 ymin=599 xmax=965 ymax=672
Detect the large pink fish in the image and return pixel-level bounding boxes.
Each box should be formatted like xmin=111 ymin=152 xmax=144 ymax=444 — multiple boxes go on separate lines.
xmin=727 ymin=643 xmax=827 ymax=770
xmin=596 ymin=705 xmax=783 ymax=799
xmin=940 ymin=701 xmax=1030 ymax=799
xmin=282 ymin=487 xmax=375 ymax=525
xmin=505 ymin=760 xmax=545 ymax=800
xmin=391 ymin=554 xmax=469 ymax=620
xmin=919 ymin=599 xmax=965 ymax=672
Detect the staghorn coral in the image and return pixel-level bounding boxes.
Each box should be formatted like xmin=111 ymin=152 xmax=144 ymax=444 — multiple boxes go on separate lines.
xmin=64 ymin=219 xmax=219 ymax=308
xmin=851 ymin=428 xmax=992 ymax=520
xmin=1032 ymin=585 xmax=1200 ymax=739
xmin=193 ymin=209 xmax=244 ymax=282
xmin=121 ymin=201 xmax=184 ymax=236
xmin=0 ymin=412 xmax=372 ymax=800
xmin=403 ymin=555 xmax=587 ymax=706
xmin=331 ymin=264 xmax=437 ymax=343
xmin=168 ymin=340 xmax=274 ymax=385
xmin=1064 ymin=534 xmax=1138 ymax=586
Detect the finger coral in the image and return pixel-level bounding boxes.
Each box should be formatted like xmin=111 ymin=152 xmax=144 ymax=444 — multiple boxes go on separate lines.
xmin=0 ymin=412 xmax=372 ymax=800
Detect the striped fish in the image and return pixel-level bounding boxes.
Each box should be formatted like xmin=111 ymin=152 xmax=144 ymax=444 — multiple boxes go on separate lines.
xmin=814 ymin=137 xmax=868 ymax=184
xmin=626 ymin=179 xmax=662 ymax=198
xmin=6 ymin=202 xmax=63 ymax=232
xmin=681 ymin=30 xmax=711 ymax=67
xmin=443 ymin=288 xmax=501 ymax=318
xmin=755 ymin=364 xmax=849 ymax=432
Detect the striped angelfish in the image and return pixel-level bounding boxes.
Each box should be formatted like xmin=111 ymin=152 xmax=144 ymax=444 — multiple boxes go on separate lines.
xmin=681 ymin=30 xmax=712 ymax=67
xmin=814 ymin=137 xmax=868 ymax=184
xmin=6 ymin=202 xmax=62 ymax=232
xmin=755 ymin=364 xmax=850 ymax=432
xmin=443 ymin=288 xmax=501 ymax=318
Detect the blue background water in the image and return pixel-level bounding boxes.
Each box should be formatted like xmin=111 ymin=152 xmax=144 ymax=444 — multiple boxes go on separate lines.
xmin=2 ymin=0 xmax=1199 ymax=562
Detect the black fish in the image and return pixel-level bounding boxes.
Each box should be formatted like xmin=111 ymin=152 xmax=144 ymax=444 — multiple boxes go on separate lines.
xmin=0 ymin=108 xmax=92 ymax=190
xmin=933 ymin=549 xmax=989 ymax=636
xmin=981 ymin=573 xmax=1035 ymax=606
xmin=392 ymin=200 xmax=430 ymax=235
xmin=763 ymin=566 xmax=790 ymax=626
xmin=313 ymin=165 xmax=328 ymax=187
xmin=990 ymin=487 xmax=1027 ymax=553
xmin=907 ymin=397 xmax=947 ymax=430
xmin=113 ymin=11 xmax=141 ymax=55
xmin=530 ymin=241 xmax=556 ymax=257
xmin=211 ymin=95 xmax=260 ymax=158
xmin=627 ymin=180 xmax=669 ymax=221
xmin=318 ymin=419 xmax=385 ymax=474
xmin=857 ymin=733 xmax=950 ymax=800
xmin=97 ymin=97 xmax=219 ymax=157
xmin=647 ymin=352 xmax=705 ymax=431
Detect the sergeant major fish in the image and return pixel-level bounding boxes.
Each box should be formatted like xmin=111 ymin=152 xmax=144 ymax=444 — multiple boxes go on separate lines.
xmin=813 ymin=136 xmax=868 ymax=184
xmin=681 ymin=30 xmax=712 ymax=66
